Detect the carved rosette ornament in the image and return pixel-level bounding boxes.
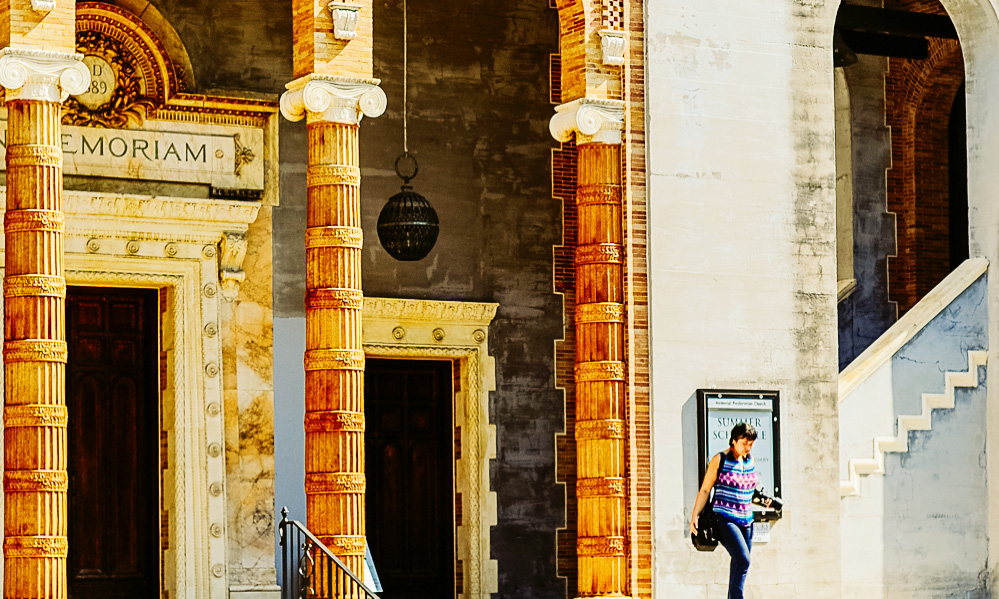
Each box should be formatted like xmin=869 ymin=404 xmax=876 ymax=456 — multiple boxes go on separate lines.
xmin=0 ymin=47 xmax=90 ymax=599
xmin=549 ymin=98 xmax=626 ymax=145
xmin=281 ymin=72 xmax=384 ymax=575
xmin=551 ymin=96 xmax=628 ymax=598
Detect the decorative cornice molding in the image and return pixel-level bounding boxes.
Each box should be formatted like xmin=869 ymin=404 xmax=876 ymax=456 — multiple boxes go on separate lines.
xmin=549 ymin=98 xmax=626 ymax=145
xmin=599 ymin=29 xmax=626 ymax=66
xmin=60 ymin=192 xmax=260 ymax=228
xmin=0 ymin=48 xmax=90 ymax=102
xmin=218 ymin=232 xmax=247 ymax=301
xmin=328 ymin=2 xmax=361 ymax=40
xmin=363 ymin=297 xmax=499 ymax=326
xmin=280 ymin=75 xmax=386 ymax=125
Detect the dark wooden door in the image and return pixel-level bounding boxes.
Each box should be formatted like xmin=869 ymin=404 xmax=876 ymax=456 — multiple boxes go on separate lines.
xmin=67 ymin=287 xmax=159 ymax=599
xmin=365 ymin=359 xmax=454 ymax=599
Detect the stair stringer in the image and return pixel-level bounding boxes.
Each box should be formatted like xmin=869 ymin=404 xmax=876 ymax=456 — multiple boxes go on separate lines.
xmin=839 ymin=349 xmax=988 ymax=498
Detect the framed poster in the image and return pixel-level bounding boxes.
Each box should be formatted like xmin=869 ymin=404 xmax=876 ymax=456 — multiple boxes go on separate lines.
xmin=697 ymin=389 xmax=782 ymax=500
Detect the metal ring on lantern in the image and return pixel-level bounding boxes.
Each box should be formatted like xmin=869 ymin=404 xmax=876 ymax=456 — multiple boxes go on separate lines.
xmin=394 ymin=152 xmax=419 ymax=184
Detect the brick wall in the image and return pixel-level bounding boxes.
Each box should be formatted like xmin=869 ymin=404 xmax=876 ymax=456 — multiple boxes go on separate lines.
xmin=623 ymin=0 xmax=651 ymax=593
xmin=1 ymin=0 xmax=76 ymax=51
xmin=885 ymin=0 xmax=963 ymax=313
xmin=551 ymin=0 xmax=650 ymax=595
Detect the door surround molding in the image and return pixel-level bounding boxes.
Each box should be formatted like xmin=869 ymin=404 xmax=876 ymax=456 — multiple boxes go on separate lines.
xmin=362 ymin=297 xmax=499 ymax=599
xmin=0 ymin=188 xmax=262 ymax=599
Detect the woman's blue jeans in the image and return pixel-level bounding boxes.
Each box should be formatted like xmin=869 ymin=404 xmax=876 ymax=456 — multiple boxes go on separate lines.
xmin=716 ymin=518 xmax=753 ymax=599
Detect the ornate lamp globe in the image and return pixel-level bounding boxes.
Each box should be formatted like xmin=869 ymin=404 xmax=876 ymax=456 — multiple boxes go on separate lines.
xmin=377 ymin=153 xmax=439 ymax=261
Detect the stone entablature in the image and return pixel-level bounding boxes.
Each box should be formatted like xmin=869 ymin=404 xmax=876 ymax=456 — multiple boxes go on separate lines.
xmin=52 ymin=3 xmax=281 ymax=202
xmin=0 ymin=117 xmax=266 ymax=193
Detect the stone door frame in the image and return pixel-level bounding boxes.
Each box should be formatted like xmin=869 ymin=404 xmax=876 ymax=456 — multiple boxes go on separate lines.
xmin=0 ymin=189 xmax=261 ymax=599
xmin=362 ymin=297 xmax=499 ymax=599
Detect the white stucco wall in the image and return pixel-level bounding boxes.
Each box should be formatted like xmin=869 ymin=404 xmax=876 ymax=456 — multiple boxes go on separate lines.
xmin=646 ymin=1 xmax=843 ymax=597
xmin=946 ymin=0 xmax=999 ymax=589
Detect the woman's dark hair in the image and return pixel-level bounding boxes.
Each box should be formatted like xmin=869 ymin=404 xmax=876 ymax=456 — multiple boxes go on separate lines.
xmin=729 ymin=422 xmax=758 ymax=446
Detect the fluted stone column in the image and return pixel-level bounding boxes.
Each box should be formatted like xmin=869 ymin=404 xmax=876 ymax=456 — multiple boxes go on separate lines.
xmin=281 ymin=76 xmax=385 ymax=577
xmin=0 ymin=48 xmax=89 ymax=599
xmin=551 ymin=98 xmax=628 ymax=599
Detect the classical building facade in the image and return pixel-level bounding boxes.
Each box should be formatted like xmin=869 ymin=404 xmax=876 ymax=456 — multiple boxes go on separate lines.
xmin=0 ymin=0 xmax=997 ymax=598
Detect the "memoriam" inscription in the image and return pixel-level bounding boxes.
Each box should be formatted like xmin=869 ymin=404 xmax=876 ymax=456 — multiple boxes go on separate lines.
xmin=53 ymin=133 xmax=207 ymax=163
xmin=0 ymin=120 xmax=264 ymax=192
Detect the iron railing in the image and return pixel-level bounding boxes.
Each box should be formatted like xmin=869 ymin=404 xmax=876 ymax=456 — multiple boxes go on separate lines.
xmin=279 ymin=507 xmax=380 ymax=599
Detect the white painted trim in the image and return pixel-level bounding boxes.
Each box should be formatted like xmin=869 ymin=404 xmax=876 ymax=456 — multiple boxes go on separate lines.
xmin=840 ymin=350 xmax=987 ymax=497
xmin=837 ymin=278 xmax=857 ymax=302
xmin=839 ymin=257 xmax=988 ymax=400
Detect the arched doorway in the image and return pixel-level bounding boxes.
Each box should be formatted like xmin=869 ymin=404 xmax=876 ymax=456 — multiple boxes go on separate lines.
xmin=834 ymin=0 xmax=968 ymax=367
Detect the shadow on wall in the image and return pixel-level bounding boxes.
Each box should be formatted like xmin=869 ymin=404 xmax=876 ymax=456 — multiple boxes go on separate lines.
xmin=681 ymin=393 xmax=699 ymax=520
xmin=882 ymin=373 xmax=987 ymax=597
xmin=273 ymin=317 xmax=307 ymax=584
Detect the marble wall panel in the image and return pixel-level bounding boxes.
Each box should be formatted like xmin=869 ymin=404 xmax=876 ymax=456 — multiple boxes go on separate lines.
xmin=223 ymin=207 xmax=279 ymax=594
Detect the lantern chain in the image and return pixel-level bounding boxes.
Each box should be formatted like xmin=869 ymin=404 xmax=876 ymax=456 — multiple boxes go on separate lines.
xmin=403 ymin=0 xmax=408 ymax=154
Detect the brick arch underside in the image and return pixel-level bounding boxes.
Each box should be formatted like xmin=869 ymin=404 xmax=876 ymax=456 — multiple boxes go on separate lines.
xmin=886 ymin=3 xmax=964 ymax=314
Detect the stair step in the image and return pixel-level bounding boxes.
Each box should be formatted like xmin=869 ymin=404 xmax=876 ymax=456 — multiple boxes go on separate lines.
xmin=840 ymin=350 xmax=987 ymax=498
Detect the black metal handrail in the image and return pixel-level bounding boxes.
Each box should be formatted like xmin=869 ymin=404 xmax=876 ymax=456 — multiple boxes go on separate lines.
xmin=279 ymin=507 xmax=380 ymax=599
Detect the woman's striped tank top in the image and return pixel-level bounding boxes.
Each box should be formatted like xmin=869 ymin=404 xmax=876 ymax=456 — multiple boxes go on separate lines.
xmin=713 ymin=452 xmax=756 ymax=527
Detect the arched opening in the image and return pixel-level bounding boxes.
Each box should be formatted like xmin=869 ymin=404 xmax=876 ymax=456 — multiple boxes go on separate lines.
xmin=835 ymin=0 xmax=968 ymax=367
xmin=834 ymin=3 xmax=995 ymax=597
xmin=948 ymin=81 xmax=969 ymax=271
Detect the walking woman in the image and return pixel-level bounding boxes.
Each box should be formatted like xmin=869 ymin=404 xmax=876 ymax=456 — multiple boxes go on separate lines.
xmin=689 ymin=422 xmax=760 ymax=599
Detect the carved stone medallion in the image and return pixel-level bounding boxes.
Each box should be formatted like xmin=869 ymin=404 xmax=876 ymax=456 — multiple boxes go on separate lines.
xmin=64 ymin=30 xmax=155 ymax=128
xmin=75 ymin=55 xmax=116 ymax=110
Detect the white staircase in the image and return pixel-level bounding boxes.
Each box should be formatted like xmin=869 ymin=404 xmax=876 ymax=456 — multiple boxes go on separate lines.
xmin=839 ymin=257 xmax=991 ymax=598
xmin=839 ymin=349 xmax=987 ymax=497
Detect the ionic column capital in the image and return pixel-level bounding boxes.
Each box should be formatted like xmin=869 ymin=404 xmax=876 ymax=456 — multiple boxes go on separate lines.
xmin=549 ymin=98 xmax=626 ymax=145
xmin=0 ymin=48 xmax=90 ymax=103
xmin=280 ymin=74 xmax=387 ymax=125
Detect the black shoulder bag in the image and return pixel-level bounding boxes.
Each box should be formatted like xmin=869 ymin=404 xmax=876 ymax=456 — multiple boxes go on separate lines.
xmin=691 ymin=451 xmax=727 ymax=552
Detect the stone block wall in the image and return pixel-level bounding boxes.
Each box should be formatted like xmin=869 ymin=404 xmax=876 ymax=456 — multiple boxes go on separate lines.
xmin=646 ymin=0 xmax=842 ymax=596
xmin=837 ymin=53 xmax=898 ymax=369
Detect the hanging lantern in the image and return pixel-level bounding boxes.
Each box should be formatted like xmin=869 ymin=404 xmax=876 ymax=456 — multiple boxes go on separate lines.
xmin=377 ymin=152 xmax=439 ymax=261
xmin=377 ymin=0 xmax=439 ymax=261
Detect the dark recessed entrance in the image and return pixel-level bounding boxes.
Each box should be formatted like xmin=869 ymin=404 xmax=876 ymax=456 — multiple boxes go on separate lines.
xmin=365 ymin=358 xmax=455 ymax=599
xmin=67 ymin=287 xmax=160 ymax=599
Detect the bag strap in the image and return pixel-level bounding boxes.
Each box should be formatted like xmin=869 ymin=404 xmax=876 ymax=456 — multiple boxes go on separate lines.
xmin=709 ymin=451 xmax=727 ymax=506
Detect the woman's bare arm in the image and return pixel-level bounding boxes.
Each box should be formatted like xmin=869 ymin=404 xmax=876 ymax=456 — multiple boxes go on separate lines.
xmin=689 ymin=454 xmax=721 ymax=535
